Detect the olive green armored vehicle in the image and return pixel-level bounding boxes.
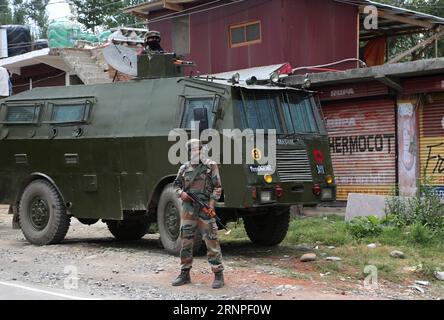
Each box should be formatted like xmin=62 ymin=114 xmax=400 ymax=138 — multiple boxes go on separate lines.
xmin=0 ymin=50 xmax=335 ymax=254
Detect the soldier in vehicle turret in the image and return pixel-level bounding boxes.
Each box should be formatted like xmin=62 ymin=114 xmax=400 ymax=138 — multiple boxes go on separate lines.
xmin=139 ymin=30 xmax=164 ymax=55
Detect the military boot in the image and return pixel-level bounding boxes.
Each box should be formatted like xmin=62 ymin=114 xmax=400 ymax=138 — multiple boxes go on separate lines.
xmin=172 ymin=269 xmax=191 ymax=286
xmin=212 ymin=271 xmax=224 ymax=289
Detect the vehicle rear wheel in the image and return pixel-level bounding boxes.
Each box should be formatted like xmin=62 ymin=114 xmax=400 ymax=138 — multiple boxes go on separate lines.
xmin=18 ymin=179 xmax=71 ymax=245
xmin=243 ymin=209 xmax=290 ymax=246
xmin=157 ymin=184 xmax=202 ymax=256
xmin=106 ymin=217 xmax=150 ymax=241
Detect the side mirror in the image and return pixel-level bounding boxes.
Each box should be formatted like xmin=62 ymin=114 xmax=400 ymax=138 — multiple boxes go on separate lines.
xmin=193 ymin=107 xmax=209 ymax=134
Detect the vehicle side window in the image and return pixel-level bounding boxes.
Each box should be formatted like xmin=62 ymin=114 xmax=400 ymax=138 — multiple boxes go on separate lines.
xmin=49 ymin=100 xmax=92 ymax=124
xmin=180 ymin=98 xmax=216 ymax=129
xmin=3 ymin=104 xmax=41 ymax=124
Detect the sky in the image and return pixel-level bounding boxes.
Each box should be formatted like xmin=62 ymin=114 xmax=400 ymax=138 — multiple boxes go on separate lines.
xmin=47 ymin=0 xmax=72 ymax=20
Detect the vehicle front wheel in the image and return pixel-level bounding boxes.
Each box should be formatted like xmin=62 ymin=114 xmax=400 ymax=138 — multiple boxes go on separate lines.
xmin=243 ymin=209 xmax=290 ymax=246
xmin=18 ymin=179 xmax=71 ymax=245
xmin=157 ymin=184 xmax=202 ymax=256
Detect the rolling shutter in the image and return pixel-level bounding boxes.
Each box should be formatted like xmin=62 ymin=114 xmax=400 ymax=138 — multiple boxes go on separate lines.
xmin=419 ymin=99 xmax=444 ymax=199
xmin=322 ymin=98 xmax=396 ymax=200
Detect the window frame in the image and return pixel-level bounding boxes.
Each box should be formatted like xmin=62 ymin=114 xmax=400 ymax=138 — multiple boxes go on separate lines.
xmin=45 ymin=99 xmax=93 ymax=125
xmin=0 ymin=102 xmax=42 ymax=125
xmin=229 ymin=20 xmax=262 ymax=48
xmin=234 ymin=89 xmax=322 ymax=135
xmin=178 ymin=95 xmax=221 ymax=129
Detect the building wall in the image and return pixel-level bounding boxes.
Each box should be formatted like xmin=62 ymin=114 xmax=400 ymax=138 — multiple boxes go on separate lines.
xmin=149 ymin=0 xmax=358 ymax=74
xmin=11 ymin=64 xmax=65 ymax=95
xmin=310 ymin=73 xmax=444 ymax=202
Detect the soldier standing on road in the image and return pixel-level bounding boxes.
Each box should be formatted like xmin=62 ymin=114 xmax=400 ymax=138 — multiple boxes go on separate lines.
xmin=172 ymin=139 xmax=225 ymax=289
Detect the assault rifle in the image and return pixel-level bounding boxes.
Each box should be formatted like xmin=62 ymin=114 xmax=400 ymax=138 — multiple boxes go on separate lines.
xmin=187 ymin=192 xmax=231 ymax=235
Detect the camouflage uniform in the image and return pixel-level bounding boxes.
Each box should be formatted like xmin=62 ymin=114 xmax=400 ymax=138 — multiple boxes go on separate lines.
xmin=174 ymin=158 xmax=224 ymax=274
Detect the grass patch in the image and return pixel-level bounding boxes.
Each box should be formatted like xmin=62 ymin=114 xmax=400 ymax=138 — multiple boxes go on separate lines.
xmin=221 ymin=215 xmax=444 ymax=285
xmin=219 ymin=221 xmax=248 ymax=242
xmin=283 ymin=215 xmax=353 ymax=246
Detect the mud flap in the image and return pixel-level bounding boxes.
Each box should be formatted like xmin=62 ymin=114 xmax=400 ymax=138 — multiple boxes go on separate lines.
xmin=10 ymin=206 xmax=20 ymax=229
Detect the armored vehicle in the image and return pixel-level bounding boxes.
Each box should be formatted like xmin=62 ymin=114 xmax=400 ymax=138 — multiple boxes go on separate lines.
xmin=0 ymin=50 xmax=335 ymax=254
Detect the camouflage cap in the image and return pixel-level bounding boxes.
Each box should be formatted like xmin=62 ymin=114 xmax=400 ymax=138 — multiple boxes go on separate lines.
xmin=145 ymin=30 xmax=161 ymax=41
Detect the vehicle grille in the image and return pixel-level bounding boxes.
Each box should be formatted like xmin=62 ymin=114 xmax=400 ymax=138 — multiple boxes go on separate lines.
xmin=276 ymin=149 xmax=313 ymax=182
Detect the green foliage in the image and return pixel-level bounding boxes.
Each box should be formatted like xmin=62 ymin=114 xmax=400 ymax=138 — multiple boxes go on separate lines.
xmin=71 ymin=0 xmax=145 ymax=32
xmin=409 ymin=223 xmax=435 ymax=245
xmin=12 ymin=0 xmax=27 ymax=25
xmin=375 ymin=0 xmax=444 ymax=60
xmin=0 ymin=0 xmax=49 ymax=38
xmin=27 ymin=0 xmax=49 ymax=38
xmin=346 ymin=215 xmax=384 ymax=239
xmin=385 ymin=177 xmax=444 ymax=234
xmin=105 ymin=0 xmax=144 ymax=29
xmin=0 ymin=0 xmax=13 ymax=24
xmin=418 ymin=260 xmax=441 ymax=280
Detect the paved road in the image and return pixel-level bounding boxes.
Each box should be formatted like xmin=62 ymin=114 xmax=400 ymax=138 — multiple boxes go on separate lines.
xmin=0 ymin=281 xmax=99 ymax=300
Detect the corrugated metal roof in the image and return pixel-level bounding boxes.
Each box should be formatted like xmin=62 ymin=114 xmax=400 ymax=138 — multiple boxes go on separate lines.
xmin=123 ymin=0 xmax=202 ymax=16
xmin=335 ymin=0 xmax=444 ymax=39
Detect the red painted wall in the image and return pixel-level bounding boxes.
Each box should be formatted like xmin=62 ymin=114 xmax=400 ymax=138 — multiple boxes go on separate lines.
xmin=149 ymin=0 xmax=358 ymax=74
xmin=11 ymin=64 xmax=65 ymax=95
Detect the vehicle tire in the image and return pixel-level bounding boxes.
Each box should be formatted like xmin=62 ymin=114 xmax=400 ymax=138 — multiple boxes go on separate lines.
xmin=243 ymin=209 xmax=290 ymax=246
xmin=157 ymin=184 xmax=203 ymax=256
xmin=77 ymin=218 xmax=99 ymax=225
xmin=18 ymin=179 xmax=71 ymax=245
xmin=106 ymin=217 xmax=150 ymax=241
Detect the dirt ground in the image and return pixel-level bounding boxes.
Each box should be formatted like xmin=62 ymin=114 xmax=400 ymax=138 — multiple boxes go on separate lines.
xmin=0 ymin=205 xmax=440 ymax=300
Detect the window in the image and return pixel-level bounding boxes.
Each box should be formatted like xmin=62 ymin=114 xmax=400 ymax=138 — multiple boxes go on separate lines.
xmin=49 ymin=100 xmax=92 ymax=123
xmin=229 ymin=21 xmax=261 ymax=48
xmin=235 ymin=89 xmax=319 ymax=134
xmin=282 ymin=93 xmax=319 ymax=133
xmin=172 ymin=16 xmax=190 ymax=56
xmin=235 ymin=90 xmax=284 ymax=134
xmin=180 ymin=98 xmax=217 ymax=129
xmin=3 ymin=105 xmax=41 ymax=124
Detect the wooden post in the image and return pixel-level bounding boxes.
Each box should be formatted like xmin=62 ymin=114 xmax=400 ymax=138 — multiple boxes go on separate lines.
xmin=387 ymin=28 xmax=444 ymax=64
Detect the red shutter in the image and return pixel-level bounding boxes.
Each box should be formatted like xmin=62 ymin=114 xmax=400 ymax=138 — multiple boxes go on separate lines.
xmin=322 ymin=98 xmax=396 ymax=200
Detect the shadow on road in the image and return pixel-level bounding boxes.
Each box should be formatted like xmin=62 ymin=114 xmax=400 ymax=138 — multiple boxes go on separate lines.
xmin=43 ymin=234 xmax=299 ymax=258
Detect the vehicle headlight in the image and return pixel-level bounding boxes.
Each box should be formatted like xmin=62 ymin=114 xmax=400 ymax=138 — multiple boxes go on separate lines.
xmin=260 ymin=191 xmax=272 ymax=203
xmin=270 ymin=72 xmax=279 ymax=83
xmin=231 ymin=73 xmax=240 ymax=84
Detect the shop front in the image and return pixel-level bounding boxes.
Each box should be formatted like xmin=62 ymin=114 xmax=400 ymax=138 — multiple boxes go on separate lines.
xmin=319 ymin=82 xmax=397 ymax=201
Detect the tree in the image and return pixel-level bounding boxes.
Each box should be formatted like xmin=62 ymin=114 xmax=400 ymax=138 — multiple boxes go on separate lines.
xmin=71 ymin=0 xmax=146 ymax=32
xmin=375 ymin=0 xmax=444 ymax=60
xmin=105 ymin=0 xmax=144 ymax=29
xmin=12 ymin=0 xmax=27 ymax=25
xmin=0 ymin=0 xmax=13 ymax=24
xmin=26 ymin=0 xmax=50 ymax=38
xmin=71 ymin=0 xmax=122 ymax=32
